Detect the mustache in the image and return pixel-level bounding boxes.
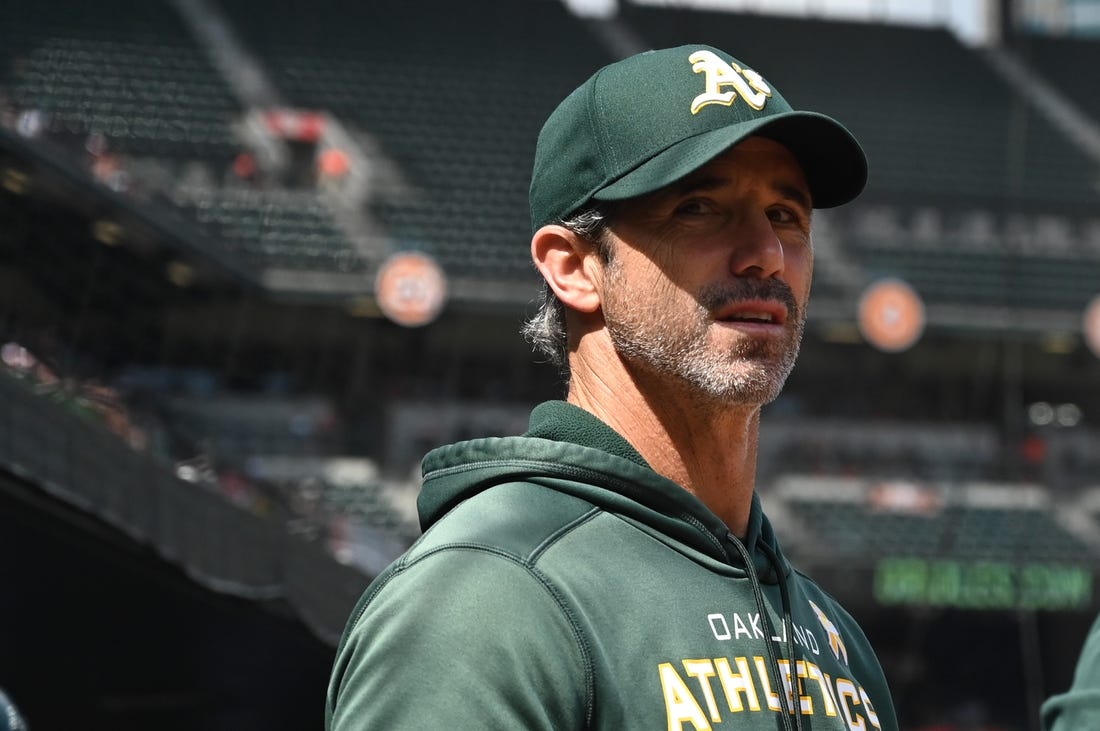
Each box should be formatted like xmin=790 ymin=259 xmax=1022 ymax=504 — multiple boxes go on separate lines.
xmin=697 ymin=278 xmax=801 ymax=320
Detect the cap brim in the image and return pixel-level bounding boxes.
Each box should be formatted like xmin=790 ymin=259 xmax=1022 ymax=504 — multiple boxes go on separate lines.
xmin=592 ymin=111 xmax=867 ymax=209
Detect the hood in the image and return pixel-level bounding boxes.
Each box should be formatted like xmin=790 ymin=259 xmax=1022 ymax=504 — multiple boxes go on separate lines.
xmin=418 ymin=401 xmax=792 ymax=582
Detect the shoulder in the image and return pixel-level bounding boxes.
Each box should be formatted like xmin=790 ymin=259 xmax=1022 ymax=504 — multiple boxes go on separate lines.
xmin=337 ymin=481 xmax=603 ymax=652
xmin=1042 ymin=613 xmax=1100 ymax=731
xmin=410 ymin=480 xmax=602 ymax=565
xmin=327 ymin=491 xmax=598 ymax=729
xmin=332 ymin=480 xmax=603 ymax=664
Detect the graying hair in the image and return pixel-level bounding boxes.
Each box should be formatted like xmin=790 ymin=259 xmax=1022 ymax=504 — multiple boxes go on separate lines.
xmin=522 ymin=207 xmax=613 ymax=376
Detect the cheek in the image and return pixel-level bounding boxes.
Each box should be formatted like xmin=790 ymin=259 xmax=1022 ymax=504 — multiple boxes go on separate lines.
xmin=603 ymin=255 xmax=662 ymax=315
xmin=620 ymin=250 xmax=678 ymax=296
xmin=634 ymin=272 xmax=687 ymax=319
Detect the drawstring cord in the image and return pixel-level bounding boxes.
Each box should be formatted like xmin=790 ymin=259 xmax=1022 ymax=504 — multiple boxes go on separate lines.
xmin=760 ymin=539 xmax=804 ymax=731
xmin=726 ymin=533 xmax=797 ymax=731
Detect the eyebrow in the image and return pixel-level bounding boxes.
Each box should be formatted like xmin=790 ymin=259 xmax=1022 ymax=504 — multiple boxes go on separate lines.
xmin=671 ymin=174 xmax=726 ymax=198
xmin=671 ymin=174 xmax=813 ymax=212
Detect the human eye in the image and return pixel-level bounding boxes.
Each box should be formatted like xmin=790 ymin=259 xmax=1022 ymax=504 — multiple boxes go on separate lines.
xmin=767 ymin=205 xmax=810 ymax=230
xmin=674 ymin=198 xmax=717 ymax=217
xmin=767 ymin=206 xmax=795 ymax=223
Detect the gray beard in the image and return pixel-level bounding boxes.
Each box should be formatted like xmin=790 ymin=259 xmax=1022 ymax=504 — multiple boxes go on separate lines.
xmin=604 ymin=278 xmax=805 ymax=407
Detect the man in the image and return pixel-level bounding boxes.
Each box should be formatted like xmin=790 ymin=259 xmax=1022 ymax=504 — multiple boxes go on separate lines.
xmin=327 ymin=44 xmax=899 ymax=730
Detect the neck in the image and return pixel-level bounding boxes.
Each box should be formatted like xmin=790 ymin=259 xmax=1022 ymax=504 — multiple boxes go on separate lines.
xmin=567 ymin=344 xmax=762 ymax=537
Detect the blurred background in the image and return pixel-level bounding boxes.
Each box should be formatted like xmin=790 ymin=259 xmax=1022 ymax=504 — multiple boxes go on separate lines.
xmin=0 ymin=0 xmax=1098 ymax=729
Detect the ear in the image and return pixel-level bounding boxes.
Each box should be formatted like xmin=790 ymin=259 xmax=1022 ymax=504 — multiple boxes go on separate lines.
xmin=530 ymin=225 xmax=603 ymax=314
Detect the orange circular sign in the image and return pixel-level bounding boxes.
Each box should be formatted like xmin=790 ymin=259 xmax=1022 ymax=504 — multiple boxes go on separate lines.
xmin=1084 ymin=294 xmax=1100 ymax=358
xmin=858 ymin=278 xmax=925 ymax=352
xmin=375 ymin=252 xmax=447 ymax=327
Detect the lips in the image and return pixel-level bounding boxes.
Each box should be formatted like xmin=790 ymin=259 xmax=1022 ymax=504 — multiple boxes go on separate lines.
xmin=714 ymin=299 xmax=789 ymax=326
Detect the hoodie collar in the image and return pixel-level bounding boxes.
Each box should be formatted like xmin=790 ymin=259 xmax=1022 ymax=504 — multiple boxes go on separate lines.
xmin=523 ymin=400 xmax=649 ymax=467
xmin=419 ymin=400 xmax=791 ymax=580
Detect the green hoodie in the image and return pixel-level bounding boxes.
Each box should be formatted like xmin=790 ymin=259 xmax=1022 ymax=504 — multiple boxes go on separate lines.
xmin=1042 ymin=613 xmax=1100 ymax=730
xmin=326 ymin=401 xmax=899 ymax=730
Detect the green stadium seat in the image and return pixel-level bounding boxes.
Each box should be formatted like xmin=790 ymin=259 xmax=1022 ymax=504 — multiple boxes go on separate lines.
xmin=0 ymin=0 xmax=241 ymax=161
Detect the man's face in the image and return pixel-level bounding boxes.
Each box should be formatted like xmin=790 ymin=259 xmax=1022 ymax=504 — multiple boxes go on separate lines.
xmin=597 ymin=136 xmax=813 ymax=407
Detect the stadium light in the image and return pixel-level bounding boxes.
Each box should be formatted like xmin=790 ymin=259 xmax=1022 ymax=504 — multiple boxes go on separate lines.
xmin=1028 ymin=401 xmax=1084 ymax=428
xmin=857 ymin=278 xmax=925 ymax=353
xmin=1028 ymin=402 xmax=1055 ymax=426
xmin=1055 ymin=403 xmax=1082 ymax=428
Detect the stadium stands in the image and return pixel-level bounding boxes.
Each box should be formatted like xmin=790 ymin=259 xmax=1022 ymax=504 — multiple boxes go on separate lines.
xmin=851 ymin=236 xmax=1100 ymax=310
xmin=1016 ymin=33 xmax=1100 ymax=125
xmin=1048 ymin=426 xmax=1100 ymax=487
xmin=778 ymin=476 xmax=1098 ymax=564
xmin=0 ymin=0 xmax=240 ymax=162
xmin=173 ymin=188 xmax=367 ymax=274
xmin=0 ymin=0 xmax=378 ymax=284
xmin=220 ymin=0 xmax=614 ymax=280
xmin=760 ymin=418 xmax=1002 ymax=482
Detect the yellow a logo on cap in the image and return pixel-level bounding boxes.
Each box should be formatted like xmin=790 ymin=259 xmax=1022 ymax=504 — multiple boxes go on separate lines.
xmin=689 ymin=50 xmax=772 ymax=114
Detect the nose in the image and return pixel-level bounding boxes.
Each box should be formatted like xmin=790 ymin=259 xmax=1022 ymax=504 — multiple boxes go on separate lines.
xmin=729 ymin=209 xmax=784 ymax=279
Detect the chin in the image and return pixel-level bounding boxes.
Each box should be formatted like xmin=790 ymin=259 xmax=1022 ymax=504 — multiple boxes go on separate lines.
xmin=681 ymin=372 xmax=785 ymax=407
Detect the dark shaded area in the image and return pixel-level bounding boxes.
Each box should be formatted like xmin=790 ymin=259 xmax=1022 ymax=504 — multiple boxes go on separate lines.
xmin=0 ymin=472 xmax=335 ymax=731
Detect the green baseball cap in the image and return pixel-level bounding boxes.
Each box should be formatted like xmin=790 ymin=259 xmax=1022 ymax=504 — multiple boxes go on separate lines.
xmin=529 ymin=44 xmax=867 ymax=230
